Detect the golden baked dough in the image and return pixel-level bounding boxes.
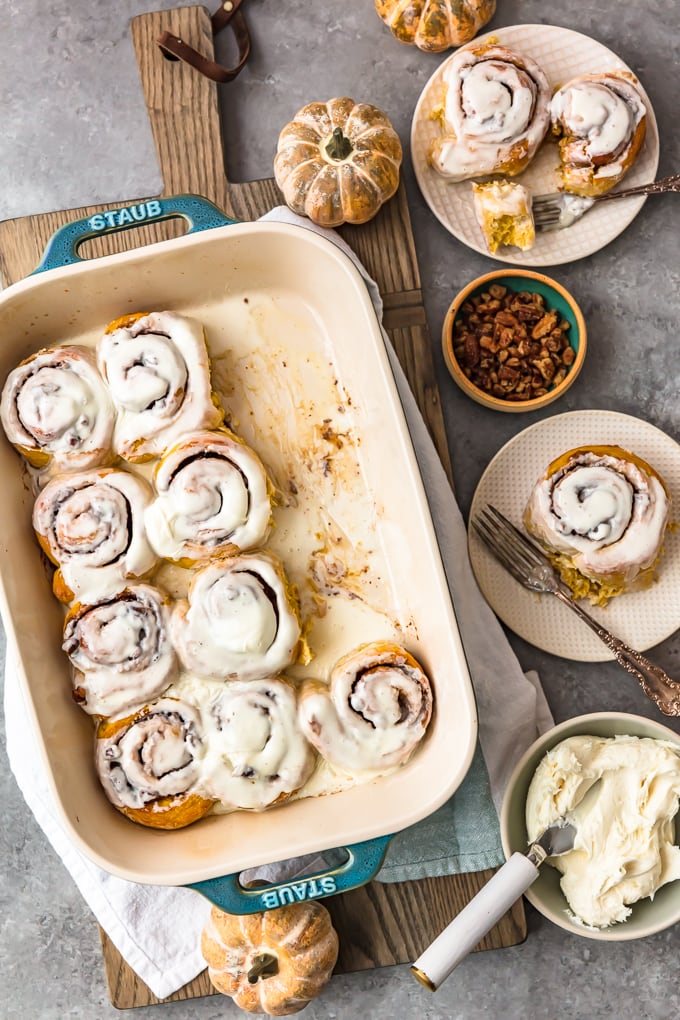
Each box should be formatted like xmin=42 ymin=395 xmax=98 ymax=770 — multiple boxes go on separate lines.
xmin=523 ymin=445 xmax=671 ymax=606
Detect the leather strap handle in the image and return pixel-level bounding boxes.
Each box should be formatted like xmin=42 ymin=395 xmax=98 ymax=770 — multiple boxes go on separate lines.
xmin=157 ymin=0 xmax=251 ymax=82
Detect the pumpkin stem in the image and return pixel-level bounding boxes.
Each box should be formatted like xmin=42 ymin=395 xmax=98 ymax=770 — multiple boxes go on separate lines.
xmin=247 ymin=953 xmax=279 ymax=984
xmin=325 ymin=127 xmax=353 ymax=161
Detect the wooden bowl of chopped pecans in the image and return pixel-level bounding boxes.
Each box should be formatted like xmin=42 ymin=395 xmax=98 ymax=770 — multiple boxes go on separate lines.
xmin=442 ymin=269 xmax=587 ymax=411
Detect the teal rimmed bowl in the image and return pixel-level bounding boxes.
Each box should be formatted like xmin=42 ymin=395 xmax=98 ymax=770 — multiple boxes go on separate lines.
xmin=442 ymin=269 xmax=587 ymax=412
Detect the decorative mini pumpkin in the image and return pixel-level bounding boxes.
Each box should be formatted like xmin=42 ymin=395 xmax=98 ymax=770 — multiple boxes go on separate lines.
xmin=201 ymin=901 xmax=340 ymax=1016
xmin=374 ymin=0 xmax=496 ymax=52
xmin=274 ymin=97 xmax=402 ymax=228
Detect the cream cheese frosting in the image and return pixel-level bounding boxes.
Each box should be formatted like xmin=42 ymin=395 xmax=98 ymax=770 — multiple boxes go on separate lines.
xmin=526 ymin=734 xmax=680 ymax=928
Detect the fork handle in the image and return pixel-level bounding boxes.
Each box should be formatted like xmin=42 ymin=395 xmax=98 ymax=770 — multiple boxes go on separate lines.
xmin=595 ymin=172 xmax=680 ymax=202
xmin=553 ymin=589 xmax=680 ymax=716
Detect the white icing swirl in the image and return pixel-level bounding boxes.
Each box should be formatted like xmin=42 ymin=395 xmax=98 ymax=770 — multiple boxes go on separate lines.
xmin=97 ymin=311 xmax=223 ymax=461
xmin=32 ymin=467 xmax=157 ymax=603
xmin=62 ymin=584 xmax=178 ymax=717
xmin=188 ymin=677 xmax=315 ymax=810
xmin=549 ymin=74 xmax=647 ymax=191
xmin=298 ymin=642 xmax=433 ymax=772
xmin=144 ymin=429 xmax=271 ymax=564
xmin=170 ymin=552 xmax=301 ymax=681
xmin=524 ymin=448 xmax=670 ymax=586
xmin=0 ymin=345 xmax=114 ymax=470
xmin=430 ymin=44 xmax=551 ymax=182
xmin=96 ymin=698 xmax=206 ymax=810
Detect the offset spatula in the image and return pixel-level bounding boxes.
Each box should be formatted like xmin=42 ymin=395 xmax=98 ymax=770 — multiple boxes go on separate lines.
xmin=411 ymin=820 xmax=577 ymax=991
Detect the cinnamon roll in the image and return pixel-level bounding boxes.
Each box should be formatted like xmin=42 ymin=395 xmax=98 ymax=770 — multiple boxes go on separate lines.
xmin=199 ymin=677 xmax=316 ymax=810
xmin=549 ymin=73 xmax=647 ymax=197
xmin=298 ymin=641 xmax=433 ymax=773
xmin=170 ymin=552 xmax=303 ymax=681
xmin=32 ymin=467 xmax=157 ymax=604
xmin=95 ymin=697 xmax=215 ymax=829
xmin=63 ymin=584 xmax=178 ymax=717
xmin=0 ymin=345 xmax=114 ymax=470
xmin=523 ymin=445 xmax=671 ymax=606
xmin=429 ymin=43 xmax=551 ymax=182
xmin=97 ymin=311 xmax=224 ymax=462
xmin=144 ymin=429 xmax=272 ymax=567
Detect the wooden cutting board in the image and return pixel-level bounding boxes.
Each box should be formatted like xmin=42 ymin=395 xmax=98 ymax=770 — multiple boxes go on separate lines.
xmin=0 ymin=6 xmax=526 ymax=1008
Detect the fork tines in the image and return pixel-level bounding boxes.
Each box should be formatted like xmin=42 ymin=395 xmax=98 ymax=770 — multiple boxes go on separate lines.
xmin=472 ymin=504 xmax=550 ymax=572
xmin=531 ymin=196 xmax=563 ymax=228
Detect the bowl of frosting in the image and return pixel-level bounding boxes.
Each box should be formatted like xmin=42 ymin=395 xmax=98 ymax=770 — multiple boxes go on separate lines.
xmin=500 ymin=712 xmax=680 ymax=940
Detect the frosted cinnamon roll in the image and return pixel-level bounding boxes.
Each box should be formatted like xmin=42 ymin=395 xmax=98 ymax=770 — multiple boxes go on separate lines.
xmin=550 ymin=73 xmax=647 ymax=197
xmin=62 ymin=584 xmax=178 ymax=717
xmin=95 ymin=697 xmax=214 ymax=829
xmin=429 ymin=43 xmax=550 ymax=182
xmin=32 ymin=467 xmax=157 ymax=604
xmin=170 ymin=552 xmax=303 ymax=681
xmin=0 ymin=345 xmax=114 ymax=470
xmin=97 ymin=311 xmax=224 ymax=462
xmin=524 ymin=445 xmax=671 ymax=606
xmin=298 ymin=641 xmax=433 ymax=773
xmin=144 ymin=429 xmax=272 ymax=566
xmin=198 ymin=677 xmax=316 ymax=810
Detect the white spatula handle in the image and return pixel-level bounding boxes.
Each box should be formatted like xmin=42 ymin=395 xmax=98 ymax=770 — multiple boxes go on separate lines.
xmin=411 ymin=853 xmax=539 ymax=991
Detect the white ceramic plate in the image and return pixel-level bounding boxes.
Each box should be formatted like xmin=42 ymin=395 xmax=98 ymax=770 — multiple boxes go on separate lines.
xmin=468 ymin=410 xmax=680 ymax=661
xmin=411 ymin=24 xmax=661 ymax=267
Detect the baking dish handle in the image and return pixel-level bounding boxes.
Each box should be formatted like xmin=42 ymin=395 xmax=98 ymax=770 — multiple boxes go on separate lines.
xmin=186 ymin=834 xmax=394 ymax=915
xmin=33 ymin=194 xmax=237 ymax=274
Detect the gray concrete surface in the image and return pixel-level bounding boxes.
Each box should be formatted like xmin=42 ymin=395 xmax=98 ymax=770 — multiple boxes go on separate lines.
xmin=1 ymin=1 xmax=679 ymax=1017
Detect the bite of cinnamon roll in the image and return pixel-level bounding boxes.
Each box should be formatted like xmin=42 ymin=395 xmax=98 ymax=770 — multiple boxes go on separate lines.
xmin=32 ymin=467 xmax=157 ymax=604
xmin=63 ymin=584 xmax=178 ymax=717
xmin=170 ymin=552 xmax=303 ymax=681
xmin=0 ymin=345 xmax=114 ymax=471
xmin=429 ymin=42 xmax=551 ymax=182
xmin=549 ymin=72 xmax=647 ymax=197
xmin=298 ymin=641 xmax=433 ymax=773
xmin=95 ymin=697 xmax=215 ymax=829
xmin=97 ymin=311 xmax=224 ymax=462
xmin=144 ymin=429 xmax=272 ymax=566
xmin=523 ymin=445 xmax=671 ymax=605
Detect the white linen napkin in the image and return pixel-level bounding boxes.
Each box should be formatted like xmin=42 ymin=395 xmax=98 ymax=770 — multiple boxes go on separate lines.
xmin=3 ymin=207 xmax=553 ymax=998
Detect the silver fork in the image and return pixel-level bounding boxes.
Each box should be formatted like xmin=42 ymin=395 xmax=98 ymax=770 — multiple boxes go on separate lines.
xmin=471 ymin=504 xmax=680 ymax=717
xmin=533 ymin=172 xmax=680 ymax=232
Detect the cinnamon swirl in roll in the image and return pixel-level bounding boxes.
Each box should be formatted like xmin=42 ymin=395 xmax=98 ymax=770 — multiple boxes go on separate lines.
xmin=32 ymin=467 xmax=157 ymax=604
xmin=298 ymin=641 xmax=433 ymax=773
xmin=144 ymin=429 xmax=273 ymax=567
xmin=549 ymin=73 xmax=647 ymax=197
xmin=523 ymin=445 xmax=671 ymax=606
xmin=0 ymin=345 xmax=114 ymax=471
xmin=170 ymin=552 xmax=303 ymax=681
xmin=429 ymin=43 xmax=551 ymax=182
xmin=195 ymin=676 xmax=316 ymax=810
xmin=97 ymin=311 xmax=224 ymax=462
xmin=95 ymin=697 xmax=215 ymax=829
xmin=63 ymin=584 xmax=178 ymax=717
